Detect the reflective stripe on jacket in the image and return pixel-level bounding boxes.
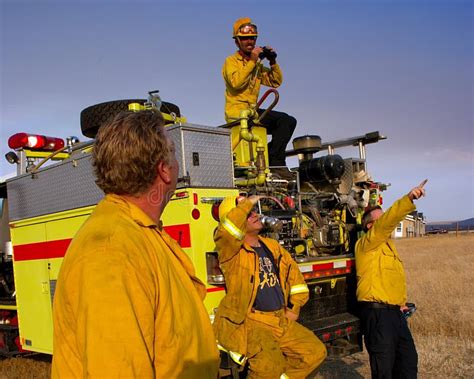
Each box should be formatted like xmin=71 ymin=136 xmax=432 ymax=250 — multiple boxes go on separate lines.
xmin=52 ymin=194 xmax=219 ymax=378
xmin=355 ymin=195 xmax=416 ymax=306
xmin=213 ymin=199 xmax=309 ymax=356
xmin=222 ymin=51 xmax=283 ymax=122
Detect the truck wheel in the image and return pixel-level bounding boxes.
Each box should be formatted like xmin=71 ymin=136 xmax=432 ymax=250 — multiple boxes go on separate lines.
xmin=80 ymin=99 xmax=181 ymax=138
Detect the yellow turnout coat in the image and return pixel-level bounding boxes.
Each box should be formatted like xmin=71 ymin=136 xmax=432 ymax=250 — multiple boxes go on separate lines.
xmin=223 ymin=51 xmax=283 ymax=122
xmin=213 ymin=199 xmax=310 ymax=358
xmin=52 ymin=195 xmax=219 ymax=378
xmin=355 ymin=195 xmax=416 ymax=306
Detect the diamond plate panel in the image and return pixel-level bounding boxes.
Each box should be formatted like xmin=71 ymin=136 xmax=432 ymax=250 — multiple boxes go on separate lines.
xmin=7 ymin=124 xmax=234 ymax=220
xmin=7 ymin=153 xmax=104 ymax=221
xmin=167 ymin=124 xmax=234 ymax=188
xmin=337 ymin=159 xmax=355 ymax=195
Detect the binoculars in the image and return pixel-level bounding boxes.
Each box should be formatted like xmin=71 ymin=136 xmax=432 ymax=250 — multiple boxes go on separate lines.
xmin=260 ymin=215 xmax=283 ymax=233
xmin=259 ymin=46 xmax=277 ymax=61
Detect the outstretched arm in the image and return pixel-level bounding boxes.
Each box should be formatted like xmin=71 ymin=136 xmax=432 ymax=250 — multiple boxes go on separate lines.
xmin=357 ymin=179 xmax=428 ymax=252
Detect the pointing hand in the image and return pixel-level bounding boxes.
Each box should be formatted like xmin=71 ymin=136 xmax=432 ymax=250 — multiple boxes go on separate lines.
xmin=408 ymin=179 xmax=428 ymax=201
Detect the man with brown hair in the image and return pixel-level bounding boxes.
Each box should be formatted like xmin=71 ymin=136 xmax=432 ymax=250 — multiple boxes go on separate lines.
xmin=356 ymin=180 xmax=427 ymax=379
xmin=52 ymin=111 xmax=219 ymax=378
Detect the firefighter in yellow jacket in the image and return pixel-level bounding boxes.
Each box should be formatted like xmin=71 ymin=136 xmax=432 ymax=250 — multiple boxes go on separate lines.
xmin=52 ymin=111 xmax=219 ymax=378
xmin=214 ymin=195 xmax=327 ymax=378
xmin=355 ymin=179 xmax=427 ymax=378
xmin=223 ymin=17 xmax=296 ymax=178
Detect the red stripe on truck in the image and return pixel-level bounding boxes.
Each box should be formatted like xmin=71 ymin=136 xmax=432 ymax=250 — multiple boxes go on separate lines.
xmin=206 ymin=287 xmax=225 ymax=293
xmin=13 ymin=224 xmax=192 ymax=261
xmin=313 ymin=262 xmax=334 ymax=271
xmin=13 ymin=239 xmax=72 ymax=261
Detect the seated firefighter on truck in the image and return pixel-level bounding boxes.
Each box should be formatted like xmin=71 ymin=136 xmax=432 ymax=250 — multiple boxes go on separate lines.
xmin=213 ymin=194 xmax=327 ymax=378
xmin=223 ymin=17 xmax=296 ymax=180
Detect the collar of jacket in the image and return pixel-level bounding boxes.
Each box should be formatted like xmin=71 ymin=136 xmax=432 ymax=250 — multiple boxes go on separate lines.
xmin=242 ymin=237 xmax=280 ymax=256
xmin=237 ymin=50 xmax=251 ymax=62
xmin=242 ymin=242 xmax=256 ymax=253
xmin=242 ymin=235 xmax=263 ymax=253
xmin=104 ymin=194 xmax=162 ymax=229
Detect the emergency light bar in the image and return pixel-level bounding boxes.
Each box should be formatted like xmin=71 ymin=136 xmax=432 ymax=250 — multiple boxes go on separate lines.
xmin=8 ymin=133 xmax=65 ymax=151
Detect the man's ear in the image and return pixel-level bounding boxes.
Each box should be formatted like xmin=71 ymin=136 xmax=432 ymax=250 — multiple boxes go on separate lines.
xmin=157 ymin=161 xmax=172 ymax=184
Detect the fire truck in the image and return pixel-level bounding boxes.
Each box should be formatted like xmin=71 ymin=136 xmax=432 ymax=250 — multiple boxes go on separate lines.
xmin=0 ymin=90 xmax=386 ymax=360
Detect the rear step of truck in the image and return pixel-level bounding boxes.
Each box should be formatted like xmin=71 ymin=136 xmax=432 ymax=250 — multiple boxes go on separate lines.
xmin=311 ymin=312 xmax=362 ymax=357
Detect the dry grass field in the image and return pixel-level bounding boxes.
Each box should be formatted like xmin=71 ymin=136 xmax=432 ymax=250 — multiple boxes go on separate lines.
xmin=313 ymin=232 xmax=474 ymax=379
xmin=0 ymin=233 xmax=472 ymax=378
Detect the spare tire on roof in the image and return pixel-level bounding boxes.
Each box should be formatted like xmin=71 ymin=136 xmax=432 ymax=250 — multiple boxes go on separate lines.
xmin=80 ymin=99 xmax=181 ymax=138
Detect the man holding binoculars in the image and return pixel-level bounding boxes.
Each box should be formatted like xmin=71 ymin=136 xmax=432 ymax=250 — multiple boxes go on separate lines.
xmin=212 ymin=195 xmax=326 ymax=378
xmin=222 ymin=17 xmax=297 ymax=180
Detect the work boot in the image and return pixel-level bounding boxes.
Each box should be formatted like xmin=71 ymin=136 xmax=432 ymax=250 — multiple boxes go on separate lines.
xmin=271 ymin=167 xmax=295 ymax=181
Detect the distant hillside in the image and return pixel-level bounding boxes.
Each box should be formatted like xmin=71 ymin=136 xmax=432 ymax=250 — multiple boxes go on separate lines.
xmin=458 ymin=218 xmax=474 ymax=228
xmin=427 ymin=218 xmax=474 ymax=232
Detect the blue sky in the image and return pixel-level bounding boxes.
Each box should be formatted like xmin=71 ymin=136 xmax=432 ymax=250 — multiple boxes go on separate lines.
xmin=1 ymin=0 xmax=472 ymax=221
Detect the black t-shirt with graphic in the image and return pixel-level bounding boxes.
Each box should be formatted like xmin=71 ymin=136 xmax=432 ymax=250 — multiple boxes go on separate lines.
xmin=252 ymin=244 xmax=285 ymax=312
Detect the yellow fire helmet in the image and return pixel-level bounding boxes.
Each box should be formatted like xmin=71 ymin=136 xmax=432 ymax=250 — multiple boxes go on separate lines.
xmin=219 ymin=195 xmax=245 ymax=222
xmin=233 ymin=17 xmax=258 ymax=39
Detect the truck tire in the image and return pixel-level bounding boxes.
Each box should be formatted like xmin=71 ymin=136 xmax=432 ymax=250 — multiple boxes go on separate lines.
xmin=80 ymin=99 xmax=181 ymax=138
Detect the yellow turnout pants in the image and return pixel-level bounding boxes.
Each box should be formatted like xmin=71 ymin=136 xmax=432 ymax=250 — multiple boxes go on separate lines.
xmin=246 ymin=309 xmax=327 ymax=379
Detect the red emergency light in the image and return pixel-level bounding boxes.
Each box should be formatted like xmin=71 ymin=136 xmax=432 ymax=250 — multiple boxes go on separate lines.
xmin=211 ymin=202 xmax=221 ymax=222
xmin=8 ymin=133 xmax=65 ymax=151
